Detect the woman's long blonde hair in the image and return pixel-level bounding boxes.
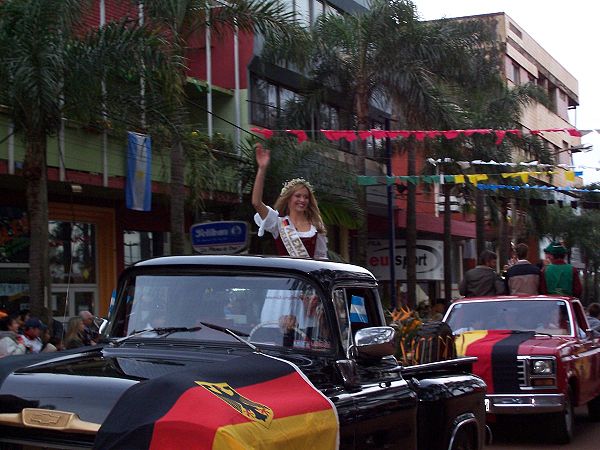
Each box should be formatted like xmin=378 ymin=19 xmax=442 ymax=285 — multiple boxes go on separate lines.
xmin=274 ymin=180 xmax=326 ymax=235
xmin=64 ymin=316 xmax=83 ymax=343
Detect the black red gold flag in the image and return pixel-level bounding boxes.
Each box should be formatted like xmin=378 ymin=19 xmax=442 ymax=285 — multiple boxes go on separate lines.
xmin=455 ymin=330 xmax=535 ymax=393
xmin=93 ymin=353 xmax=338 ymax=450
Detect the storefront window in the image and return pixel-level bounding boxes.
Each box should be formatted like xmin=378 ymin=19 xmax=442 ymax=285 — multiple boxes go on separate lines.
xmin=49 ymin=221 xmax=96 ymax=284
xmin=124 ymin=230 xmax=169 ymax=267
xmin=0 ymin=207 xmax=29 ymax=264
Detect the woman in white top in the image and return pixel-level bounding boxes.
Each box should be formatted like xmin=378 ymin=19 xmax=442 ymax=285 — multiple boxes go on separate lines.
xmin=252 ymin=144 xmax=328 ymax=259
xmin=0 ymin=315 xmax=27 ymax=358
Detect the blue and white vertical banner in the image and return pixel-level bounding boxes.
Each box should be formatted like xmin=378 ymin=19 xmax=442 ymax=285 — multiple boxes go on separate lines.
xmin=126 ymin=131 xmax=152 ymax=211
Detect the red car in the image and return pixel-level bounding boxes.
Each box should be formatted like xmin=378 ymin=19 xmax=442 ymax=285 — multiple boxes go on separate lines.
xmin=443 ymin=295 xmax=600 ymax=444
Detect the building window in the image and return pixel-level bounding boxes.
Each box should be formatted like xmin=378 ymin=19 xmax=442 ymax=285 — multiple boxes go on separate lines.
xmin=49 ymin=221 xmax=96 ymax=284
xmin=250 ymin=76 xmax=303 ymax=128
xmin=124 ymin=231 xmax=169 ymax=268
xmin=512 ymin=62 xmax=521 ymax=84
xmin=509 ymin=22 xmax=523 ymax=39
xmin=294 ymin=0 xmax=311 ymax=27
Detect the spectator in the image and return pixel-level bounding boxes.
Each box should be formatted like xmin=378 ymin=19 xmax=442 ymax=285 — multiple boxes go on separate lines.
xmin=41 ymin=327 xmax=60 ymax=352
xmin=586 ymin=303 xmax=600 ymax=332
xmin=16 ymin=309 xmax=30 ymax=334
xmin=539 ymin=242 xmax=582 ymax=297
xmin=79 ymin=310 xmax=98 ymax=346
xmin=504 ymin=243 xmax=541 ymax=295
xmin=20 ymin=318 xmax=44 ymax=353
xmin=0 ymin=314 xmax=27 ymax=357
xmin=459 ymin=250 xmax=506 ymax=297
xmin=64 ymin=316 xmax=85 ymax=349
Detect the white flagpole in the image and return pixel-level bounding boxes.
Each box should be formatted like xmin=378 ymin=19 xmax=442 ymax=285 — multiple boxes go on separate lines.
xmin=100 ymin=0 xmax=108 ymax=187
xmin=139 ymin=1 xmax=146 ymax=129
xmin=233 ymin=20 xmax=240 ymax=148
xmin=206 ymin=7 xmax=213 ymax=138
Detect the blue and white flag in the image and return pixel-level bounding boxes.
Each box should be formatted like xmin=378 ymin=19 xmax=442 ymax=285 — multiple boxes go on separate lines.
xmin=126 ymin=131 xmax=152 ymax=211
xmin=350 ymin=295 xmax=368 ymax=323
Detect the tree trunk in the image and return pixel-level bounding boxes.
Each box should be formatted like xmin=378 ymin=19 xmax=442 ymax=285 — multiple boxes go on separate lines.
xmin=170 ymin=139 xmax=186 ymax=254
xmin=354 ymin=87 xmax=370 ymax=266
xmin=583 ymin=255 xmax=590 ymax=304
xmin=406 ymin=142 xmax=417 ymax=308
xmin=498 ymin=198 xmax=509 ymax=268
xmin=443 ymin=183 xmax=452 ymax=303
xmin=23 ymin=133 xmax=50 ymax=317
xmin=475 ymin=189 xmax=485 ymax=257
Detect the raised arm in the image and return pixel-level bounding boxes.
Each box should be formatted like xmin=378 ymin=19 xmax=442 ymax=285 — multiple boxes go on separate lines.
xmin=252 ymin=144 xmax=270 ymax=219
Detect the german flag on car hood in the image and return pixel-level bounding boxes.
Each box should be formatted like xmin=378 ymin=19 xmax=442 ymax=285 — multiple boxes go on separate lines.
xmin=455 ymin=330 xmax=535 ymax=394
xmin=93 ymin=353 xmax=339 ymax=450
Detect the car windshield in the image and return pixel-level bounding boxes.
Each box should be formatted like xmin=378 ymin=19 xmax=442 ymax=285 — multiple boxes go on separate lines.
xmin=445 ymin=300 xmax=572 ymax=335
xmin=107 ymin=273 xmax=332 ymax=352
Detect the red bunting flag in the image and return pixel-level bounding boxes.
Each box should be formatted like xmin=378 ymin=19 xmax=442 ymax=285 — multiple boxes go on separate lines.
xmin=464 ymin=129 xmax=492 ymax=137
xmin=371 ymin=130 xmax=387 ymax=139
xmin=495 ymin=130 xmax=506 ymax=145
xmin=358 ymin=130 xmax=373 ymax=140
xmin=414 ymin=131 xmax=426 ymax=141
xmin=251 ymin=127 xmax=274 ymax=139
xmin=286 ymin=130 xmax=308 ymax=143
xmin=443 ymin=130 xmax=460 ymax=139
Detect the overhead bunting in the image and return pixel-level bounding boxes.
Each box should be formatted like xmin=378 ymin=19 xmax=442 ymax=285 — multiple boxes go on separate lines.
xmin=356 ymin=171 xmax=582 ymax=186
xmin=426 ymin=158 xmax=600 ymax=171
xmin=251 ymin=127 xmax=582 ymax=143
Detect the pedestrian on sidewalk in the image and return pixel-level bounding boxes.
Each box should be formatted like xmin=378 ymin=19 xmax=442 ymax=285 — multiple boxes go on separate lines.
xmin=539 ymin=242 xmax=582 ymax=297
xmin=505 ymin=243 xmax=541 ymax=295
xmin=252 ymin=143 xmax=328 ymax=259
xmin=0 ymin=314 xmax=27 ymax=358
xmin=459 ymin=250 xmax=506 ymax=297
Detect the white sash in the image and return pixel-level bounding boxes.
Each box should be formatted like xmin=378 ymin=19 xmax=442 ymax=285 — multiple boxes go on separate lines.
xmin=278 ymin=217 xmax=311 ymax=258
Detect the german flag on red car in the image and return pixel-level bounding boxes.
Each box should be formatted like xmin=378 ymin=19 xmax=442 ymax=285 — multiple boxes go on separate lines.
xmin=93 ymin=353 xmax=339 ymax=450
xmin=455 ymin=330 xmax=535 ymax=394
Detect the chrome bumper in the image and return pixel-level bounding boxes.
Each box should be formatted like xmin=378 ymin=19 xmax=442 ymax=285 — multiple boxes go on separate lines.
xmin=485 ymin=393 xmax=564 ymax=414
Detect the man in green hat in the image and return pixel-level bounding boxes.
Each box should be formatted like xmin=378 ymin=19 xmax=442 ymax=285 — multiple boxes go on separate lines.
xmin=540 ymin=242 xmax=582 ymax=297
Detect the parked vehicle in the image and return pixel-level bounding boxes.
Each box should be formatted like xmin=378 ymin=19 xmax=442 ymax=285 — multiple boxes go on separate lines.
xmin=0 ymin=255 xmax=486 ymax=449
xmin=444 ymin=295 xmax=600 ymax=444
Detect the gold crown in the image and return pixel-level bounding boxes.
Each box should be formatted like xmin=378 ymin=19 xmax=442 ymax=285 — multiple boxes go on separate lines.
xmin=280 ymin=178 xmax=314 ymax=196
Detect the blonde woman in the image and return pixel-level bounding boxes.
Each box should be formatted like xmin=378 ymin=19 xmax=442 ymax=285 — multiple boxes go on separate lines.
xmin=64 ymin=316 xmax=85 ymax=349
xmin=252 ymin=144 xmax=328 ymax=259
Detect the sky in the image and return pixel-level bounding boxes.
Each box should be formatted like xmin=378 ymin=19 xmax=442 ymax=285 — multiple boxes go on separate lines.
xmin=414 ymin=0 xmax=600 ymax=184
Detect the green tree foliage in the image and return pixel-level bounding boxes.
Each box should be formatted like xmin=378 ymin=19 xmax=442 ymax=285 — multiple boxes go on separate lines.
xmin=139 ymin=0 xmax=296 ymax=255
xmin=0 ymin=0 xmax=172 ymax=315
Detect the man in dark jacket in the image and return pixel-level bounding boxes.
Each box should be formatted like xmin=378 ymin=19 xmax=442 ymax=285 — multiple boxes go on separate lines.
xmin=505 ymin=243 xmax=541 ymax=295
xmin=539 ymin=242 xmax=582 ymax=297
xmin=459 ymin=250 xmax=506 ymax=297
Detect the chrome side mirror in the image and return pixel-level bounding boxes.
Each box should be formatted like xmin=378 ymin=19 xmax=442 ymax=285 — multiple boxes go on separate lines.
xmin=98 ymin=317 xmax=109 ymax=335
xmin=355 ymin=326 xmax=396 ymax=359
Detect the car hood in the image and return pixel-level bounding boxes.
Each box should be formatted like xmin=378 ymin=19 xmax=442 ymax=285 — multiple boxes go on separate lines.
xmin=0 ymin=345 xmax=240 ymax=424
xmin=454 ymin=330 xmax=562 ymax=394
xmin=0 ymin=343 xmax=332 ymax=424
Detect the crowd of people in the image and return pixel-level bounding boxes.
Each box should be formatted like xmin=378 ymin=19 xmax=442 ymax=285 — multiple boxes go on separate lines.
xmin=0 ymin=309 xmax=99 ymax=358
xmin=459 ymin=241 xmax=600 ymax=332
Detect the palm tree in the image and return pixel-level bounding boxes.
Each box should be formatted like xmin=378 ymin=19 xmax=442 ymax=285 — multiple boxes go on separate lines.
xmin=263 ymin=0 xmax=502 ymax=305
xmin=0 ymin=0 xmax=172 ymax=316
xmin=139 ymin=0 xmax=295 ymax=255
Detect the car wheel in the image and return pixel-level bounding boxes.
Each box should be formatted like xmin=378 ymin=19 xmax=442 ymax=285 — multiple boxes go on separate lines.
xmin=450 ymin=426 xmax=477 ymax=450
xmin=587 ymin=393 xmax=600 ymax=421
xmin=414 ymin=321 xmax=456 ymax=364
xmin=550 ymin=387 xmax=574 ymax=444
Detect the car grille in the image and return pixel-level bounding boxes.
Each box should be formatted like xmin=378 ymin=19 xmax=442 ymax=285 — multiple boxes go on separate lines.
xmin=0 ymin=425 xmax=95 ymax=450
xmin=517 ymin=358 xmax=527 ymax=387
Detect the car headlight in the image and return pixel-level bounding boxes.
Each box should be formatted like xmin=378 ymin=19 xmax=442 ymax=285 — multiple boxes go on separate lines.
xmin=531 ymin=359 xmax=555 ymax=375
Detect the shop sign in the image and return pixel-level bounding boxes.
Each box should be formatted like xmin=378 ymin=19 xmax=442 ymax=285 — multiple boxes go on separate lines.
xmin=366 ymin=239 xmax=444 ymax=281
xmin=190 ymin=221 xmax=248 ymax=254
